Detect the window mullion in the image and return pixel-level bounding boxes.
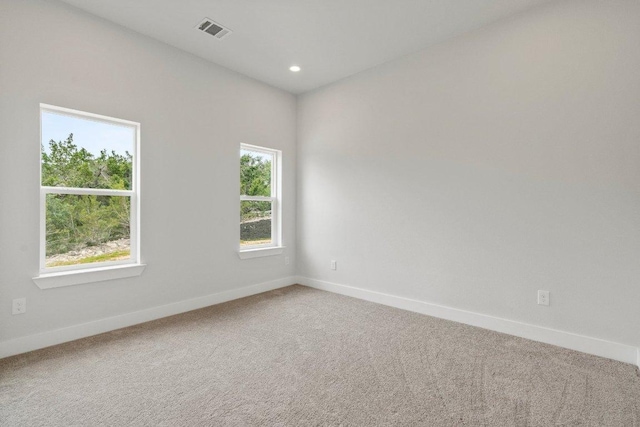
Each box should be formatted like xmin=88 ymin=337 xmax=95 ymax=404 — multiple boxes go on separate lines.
xmin=240 ymin=195 xmax=274 ymax=202
xmin=42 ymin=186 xmax=132 ymax=197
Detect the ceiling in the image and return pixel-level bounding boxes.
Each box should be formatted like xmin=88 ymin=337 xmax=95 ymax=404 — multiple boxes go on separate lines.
xmin=57 ymin=0 xmax=551 ymax=94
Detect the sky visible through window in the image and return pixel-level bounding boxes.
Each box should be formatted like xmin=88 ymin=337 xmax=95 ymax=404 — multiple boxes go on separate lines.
xmin=41 ymin=111 xmax=134 ymax=156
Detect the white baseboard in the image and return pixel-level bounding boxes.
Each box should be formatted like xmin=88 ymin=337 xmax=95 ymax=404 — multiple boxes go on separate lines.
xmin=0 ymin=276 xmax=295 ymax=359
xmin=297 ymin=276 xmax=640 ymax=367
xmin=4 ymin=276 xmax=638 ymax=370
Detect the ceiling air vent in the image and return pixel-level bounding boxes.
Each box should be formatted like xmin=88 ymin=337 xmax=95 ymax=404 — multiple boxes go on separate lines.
xmin=196 ymin=18 xmax=232 ymax=40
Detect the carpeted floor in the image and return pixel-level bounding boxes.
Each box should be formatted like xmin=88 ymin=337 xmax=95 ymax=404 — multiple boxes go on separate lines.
xmin=1 ymin=285 xmax=639 ymax=426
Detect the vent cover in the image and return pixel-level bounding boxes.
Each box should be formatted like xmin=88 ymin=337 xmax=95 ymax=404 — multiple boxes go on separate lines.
xmin=196 ymin=18 xmax=232 ymax=40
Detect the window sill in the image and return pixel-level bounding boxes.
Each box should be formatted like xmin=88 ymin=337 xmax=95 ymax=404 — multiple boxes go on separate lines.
xmin=238 ymin=246 xmax=285 ymax=259
xmin=32 ymin=264 xmax=146 ymax=289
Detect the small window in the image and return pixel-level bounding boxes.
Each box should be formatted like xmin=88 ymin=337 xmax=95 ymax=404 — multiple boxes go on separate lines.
xmin=40 ymin=104 xmax=140 ymax=273
xmin=240 ymin=144 xmax=281 ymax=250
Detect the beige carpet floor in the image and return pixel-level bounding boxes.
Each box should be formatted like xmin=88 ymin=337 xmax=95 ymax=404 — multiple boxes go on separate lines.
xmin=1 ymin=285 xmax=639 ymax=426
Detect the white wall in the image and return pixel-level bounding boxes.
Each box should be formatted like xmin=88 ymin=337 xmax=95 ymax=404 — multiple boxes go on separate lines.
xmin=297 ymin=0 xmax=640 ymax=349
xmin=0 ymin=0 xmax=296 ymax=343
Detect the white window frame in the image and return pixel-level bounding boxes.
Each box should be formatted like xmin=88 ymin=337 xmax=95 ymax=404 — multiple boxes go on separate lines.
xmin=239 ymin=143 xmax=283 ymax=258
xmin=33 ymin=104 xmax=144 ymax=289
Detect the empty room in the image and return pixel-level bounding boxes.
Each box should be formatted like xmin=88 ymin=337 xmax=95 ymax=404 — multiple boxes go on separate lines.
xmin=1 ymin=0 xmax=639 ymax=425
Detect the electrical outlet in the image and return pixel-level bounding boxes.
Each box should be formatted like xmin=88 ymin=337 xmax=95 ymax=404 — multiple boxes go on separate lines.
xmin=12 ymin=298 xmax=26 ymax=315
xmin=285 ymin=256 xmax=290 ymax=265
xmin=330 ymin=260 xmax=337 ymax=270
xmin=537 ymin=290 xmax=550 ymax=306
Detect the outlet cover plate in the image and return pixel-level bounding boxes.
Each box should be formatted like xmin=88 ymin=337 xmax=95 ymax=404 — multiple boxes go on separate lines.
xmin=12 ymin=298 xmax=26 ymax=315
xmin=537 ymin=290 xmax=550 ymax=306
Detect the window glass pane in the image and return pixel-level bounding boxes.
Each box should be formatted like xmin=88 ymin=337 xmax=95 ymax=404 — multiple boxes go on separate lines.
xmin=41 ymin=111 xmax=134 ymax=190
xmin=240 ymin=200 xmax=272 ymax=246
xmin=46 ymin=194 xmax=131 ymax=267
xmin=240 ymin=149 xmax=272 ymax=196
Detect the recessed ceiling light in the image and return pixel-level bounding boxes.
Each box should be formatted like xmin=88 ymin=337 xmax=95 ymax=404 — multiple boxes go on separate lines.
xmin=289 ymin=65 xmax=301 ymax=72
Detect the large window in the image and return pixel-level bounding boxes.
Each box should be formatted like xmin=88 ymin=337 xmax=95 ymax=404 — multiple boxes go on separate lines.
xmin=240 ymin=144 xmax=281 ymax=251
xmin=39 ymin=104 xmax=140 ymax=274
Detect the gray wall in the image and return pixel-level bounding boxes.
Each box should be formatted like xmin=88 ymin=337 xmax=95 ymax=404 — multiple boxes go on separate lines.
xmin=0 ymin=0 xmax=296 ymax=342
xmin=297 ymin=0 xmax=640 ymax=348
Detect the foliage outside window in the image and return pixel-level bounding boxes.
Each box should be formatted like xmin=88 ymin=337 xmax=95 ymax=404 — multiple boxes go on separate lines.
xmin=40 ymin=105 xmax=139 ymax=272
xmin=240 ymin=144 xmax=281 ymax=249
